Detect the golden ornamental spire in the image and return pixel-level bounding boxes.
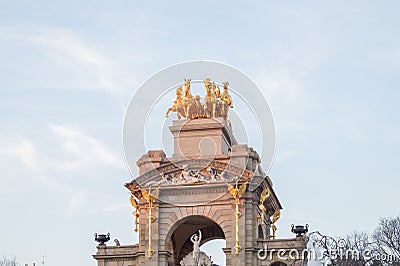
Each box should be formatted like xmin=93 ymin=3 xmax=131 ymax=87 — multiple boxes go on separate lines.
xmin=140 ymin=186 xmax=160 ymax=259
xmin=227 ymin=180 xmax=248 ymax=255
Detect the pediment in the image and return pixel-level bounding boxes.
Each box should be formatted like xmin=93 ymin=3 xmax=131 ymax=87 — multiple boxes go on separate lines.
xmin=126 ymin=159 xmax=254 ymax=189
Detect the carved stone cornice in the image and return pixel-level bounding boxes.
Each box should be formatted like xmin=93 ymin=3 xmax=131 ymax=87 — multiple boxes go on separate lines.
xmin=159 ymin=184 xmax=229 ymax=196
xmin=126 ymin=159 xmax=253 ymax=189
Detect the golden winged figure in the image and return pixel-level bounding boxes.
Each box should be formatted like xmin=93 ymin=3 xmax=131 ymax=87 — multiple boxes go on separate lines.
xmin=271 ymin=209 xmax=281 ymax=239
xmin=272 ymin=209 xmax=281 ymax=223
xmin=260 ymin=188 xmax=270 ymax=204
xmin=140 ymin=188 xmax=151 ymax=202
xmin=258 ymin=187 xmax=270 ymax=225
xmin=140 ymin=186 xmax=160 ymax=204
xmin=140 ymin=187 xmax=160 ymax=206
xmin=227 ymin=180 xmax=248 ymax=200
xmin=130 ymin=195 xmax=138 ymax=209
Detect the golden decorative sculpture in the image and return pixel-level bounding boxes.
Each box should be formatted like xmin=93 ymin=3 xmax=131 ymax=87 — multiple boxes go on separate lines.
xmin=140 ymin=186 xmax=160 ymax=259
xmin=181 ymin=78 xmax=197 ymax=119
xmin=204 ymin=77 xmax=217 ymax=118
xmin=130 ymin=195 xmax=140 ymax=232
xmin=271 ymin=209 xmax=281 ymax=239
xmin=220 ymin=81 xmax=233 ymax=119
xmin=183 ymin=78 xmax=193 ymax=99
xmin=213 ymin=82 xmax=221 ymax=98
xmin=194 ymin=95 xmax=204 ymax=118
xmin=257 ymin=188 xmax=270 ymax=226
xmin=165 ymin=86 xmax=184 ymax=119
xmin=166 ymin=78 xmax=233 ymax=122
xmin=227 ymin=180 xmax=248 ymax=255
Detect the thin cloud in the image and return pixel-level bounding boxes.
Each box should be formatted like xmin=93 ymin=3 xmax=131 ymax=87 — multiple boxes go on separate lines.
xmin=0 ymin=135 xmax=87 ymax=212
xmin=0 ymin=126 xmax=124 ymax=213
xmin=0 ymin=25 xmax=128 ymax=94
xmin=49 ymin=124 xmax=124 ymax=169
xmin=1 ymin=137 xmax=40 ymax=171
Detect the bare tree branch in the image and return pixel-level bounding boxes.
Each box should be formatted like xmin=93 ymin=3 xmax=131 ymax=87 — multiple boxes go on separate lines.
xmin=0 ymin=256 xmax=19 ymax=266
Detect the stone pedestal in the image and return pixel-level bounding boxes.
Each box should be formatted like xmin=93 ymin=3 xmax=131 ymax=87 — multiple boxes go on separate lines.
xmin=169 ymin=118 xmax=237 ymax=159
xmin=136 ymin=150 xmax=167 ymax=175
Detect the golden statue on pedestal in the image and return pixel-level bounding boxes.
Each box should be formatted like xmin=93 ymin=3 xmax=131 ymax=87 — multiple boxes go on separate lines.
xmin=166 ymin=78 xmax=233 ymax=122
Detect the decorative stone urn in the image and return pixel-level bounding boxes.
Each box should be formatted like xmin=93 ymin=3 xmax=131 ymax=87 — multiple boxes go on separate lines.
xmin=95 ymin=233 xmax=110 ymax=245
xmin=291 ymin=224 xmax=309 ymax=237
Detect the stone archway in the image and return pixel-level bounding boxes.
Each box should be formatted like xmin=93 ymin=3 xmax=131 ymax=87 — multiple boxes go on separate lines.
xmin=165 ymin=215 xmax=226 ymax=265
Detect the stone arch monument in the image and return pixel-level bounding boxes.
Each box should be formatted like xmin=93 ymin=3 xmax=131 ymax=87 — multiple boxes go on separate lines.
xmin=93 ymin=78 xmax=307 ymax=266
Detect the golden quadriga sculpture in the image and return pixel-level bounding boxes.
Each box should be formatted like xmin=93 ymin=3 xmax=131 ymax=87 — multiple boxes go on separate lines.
xmin=165 ymin=78 xmax=233 ymax=124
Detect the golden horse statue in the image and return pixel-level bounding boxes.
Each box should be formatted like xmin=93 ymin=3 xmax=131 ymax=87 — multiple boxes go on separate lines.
xmin=204 ymin=78 xmax=217 ymax=118
xmin=181 ymin=79 xmax=198 ymax=119
xmin=220 ymin=81 xmax=233 ymax=119
xmin=167 ymin=79 xmax=198 ymax=119
xmin=166 ymin=78 xmax=233 ymax=121
xmin=165 ymin=86 xmax=186 ymax=119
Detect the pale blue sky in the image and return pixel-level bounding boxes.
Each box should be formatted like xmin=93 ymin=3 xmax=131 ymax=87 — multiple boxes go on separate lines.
xmin=1 ymin=1 xmax=400 ymax=266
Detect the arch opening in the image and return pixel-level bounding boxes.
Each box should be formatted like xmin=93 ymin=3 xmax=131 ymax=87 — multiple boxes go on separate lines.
xmin=166 ymin=215 xmax=226 ymax=266
xmin=201 ymin=239 xmax=226 ymax=266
